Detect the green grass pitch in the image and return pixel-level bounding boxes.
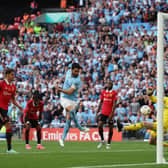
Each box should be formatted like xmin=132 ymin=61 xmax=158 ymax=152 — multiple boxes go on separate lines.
xmin=0 ymin=141 xmax=168 ymax=168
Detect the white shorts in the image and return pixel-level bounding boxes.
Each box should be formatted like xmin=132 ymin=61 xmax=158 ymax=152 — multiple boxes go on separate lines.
xmin=60 ymin=97 xmax=78 ymax=110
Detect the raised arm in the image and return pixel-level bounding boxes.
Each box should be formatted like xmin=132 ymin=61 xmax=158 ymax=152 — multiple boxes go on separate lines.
xmin=55 ymin=85 xmax=76 ymax=95
xmin=11 ymin=95 xmax=23 ymax=112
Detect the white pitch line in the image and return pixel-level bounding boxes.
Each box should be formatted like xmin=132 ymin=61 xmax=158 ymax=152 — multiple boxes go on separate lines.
xmin=0 ymin=151 xmax=52 ymax=155
xmin=0 ymin=141 xmax=24 ymax=144
xmin=69 ymin=162 xmax=160 ymax=168
xmin=61 ymin=149 xmax=155 ymax=153
xmin=0 ymin=149 xmax=155 ymax=155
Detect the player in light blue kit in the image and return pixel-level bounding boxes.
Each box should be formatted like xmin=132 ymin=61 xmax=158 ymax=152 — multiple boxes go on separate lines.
xmin=55 ymin=63 xmax=89 ymax=147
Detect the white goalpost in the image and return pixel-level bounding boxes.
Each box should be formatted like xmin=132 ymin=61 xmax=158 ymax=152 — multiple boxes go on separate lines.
xmin=157 ymin=12 xmax=168 ymax=164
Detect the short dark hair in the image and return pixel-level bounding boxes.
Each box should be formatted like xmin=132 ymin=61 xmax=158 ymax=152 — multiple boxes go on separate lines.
xmin=32 ymin=90 xmax=41 ymax=100
xmin=71 ymin=63 xmax=81 ymax=70
xmin=5 ymin=68 xmax=15 ymax=75
xmin=108 ymin=80 xmax=113 ymax=85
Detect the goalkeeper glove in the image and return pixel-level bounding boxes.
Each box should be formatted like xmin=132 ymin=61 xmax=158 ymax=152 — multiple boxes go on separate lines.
xmin=146 ymin=87 xmax=154 ymax=96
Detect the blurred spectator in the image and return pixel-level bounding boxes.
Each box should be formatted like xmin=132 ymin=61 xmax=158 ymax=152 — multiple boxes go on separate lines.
xmin=42 ymin=106 xmax=53 ymax=128
xmin=115 ymin=103 xmax=127 ymax=122
xmin=55 ymin=22 xmax=64 ymax=33
xmin=129 ymin=98 xmax=140 ymax=116
xmin=87 ymin=107 xmax=96 ymax=126
xmin=30 ymin=0 xmax=38 ymax=14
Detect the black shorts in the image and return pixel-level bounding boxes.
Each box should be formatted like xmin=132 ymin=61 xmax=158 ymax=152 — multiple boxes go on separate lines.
xmin=97 ymin=113 xmax=109 ymax=123
xmin=97 ymin=113 xmax=114 ymax=125
xmin=0 ymin=107 xmax=9 ymax=125
xmin=26 ymin=119 xmax=40 ymax=128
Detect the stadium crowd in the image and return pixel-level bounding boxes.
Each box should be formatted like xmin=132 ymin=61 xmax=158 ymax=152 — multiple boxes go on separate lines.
xmin=0 ymin=0 xmax=168 ymax=137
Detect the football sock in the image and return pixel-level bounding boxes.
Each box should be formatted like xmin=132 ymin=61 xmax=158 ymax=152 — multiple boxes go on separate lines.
xmin=62 ymin=119 xmax=71 ymax=142
xmin=37 ymin=129 xmax=41 ymax=144
xmin=25 ymin=129 xmax=29 ymax=144
xmin=124 ymin=123 xmax=144 ymax=131
xmin=98 ymin=127 xmax=104 ymax=141
xmin=6 ymin=132 xmax=12 ymax=151
xmin=108 ymin=131 xmax=113 ymax=144
xmin=70 ymin=109 xmax=82 ymax=131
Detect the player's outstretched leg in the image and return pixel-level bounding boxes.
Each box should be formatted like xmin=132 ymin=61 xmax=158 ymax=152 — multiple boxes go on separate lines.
xmin=59 ymin=119 xmax=71 ymax=147
xmin=124 ymin=123 xmax=144 ymax=131
xmin=116 ymin=119 xmax=146 ymax=132
xmin=70 ymin=110 xmax=89 ymax=133
xmin=116 ymin=119 xmax=123 ymax=132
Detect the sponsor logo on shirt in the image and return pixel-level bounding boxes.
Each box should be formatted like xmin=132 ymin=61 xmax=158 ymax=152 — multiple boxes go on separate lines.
xmin=3 ymin=91 xmax=12 ymax=95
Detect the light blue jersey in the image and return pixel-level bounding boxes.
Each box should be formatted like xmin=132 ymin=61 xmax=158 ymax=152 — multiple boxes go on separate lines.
xmin=61 ymin=70 xmax=82 ymax=101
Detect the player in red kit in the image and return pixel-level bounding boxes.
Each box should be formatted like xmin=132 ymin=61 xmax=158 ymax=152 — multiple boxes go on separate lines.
xmin=0 ymin=68 xmax=23 ymax=154
xmin=96 ymin=80 xmax=117 ymax=149
xmin=24 ymin=90 xmax=45 ymax=149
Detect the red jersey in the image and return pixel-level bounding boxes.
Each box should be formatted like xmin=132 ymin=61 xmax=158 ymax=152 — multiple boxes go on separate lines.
xmin=100 ymin=90 xmax=117 ymax=116
xmin=24 ymin=99 xmax=44 ymax=120
xmin=0 ymin=80 xmax=16 ymax=110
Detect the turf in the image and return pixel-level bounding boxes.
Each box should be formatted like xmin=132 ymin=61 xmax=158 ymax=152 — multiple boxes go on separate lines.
xmin=0 ymin=140 xmax=168 ymax=168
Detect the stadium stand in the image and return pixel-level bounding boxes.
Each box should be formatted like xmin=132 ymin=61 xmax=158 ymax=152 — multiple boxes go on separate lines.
xmin=0 ymin=0 xmax=168 ymax=139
